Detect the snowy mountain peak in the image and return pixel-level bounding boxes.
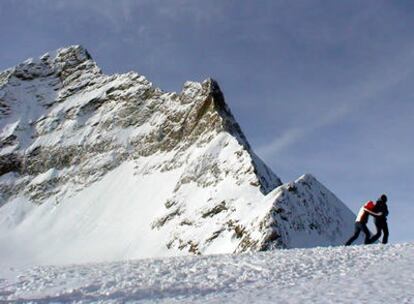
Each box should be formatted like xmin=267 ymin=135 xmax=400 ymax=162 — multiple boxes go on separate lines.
xmin=202 ymin=77 xmax=222 ymax=96
xmin=0 ymin=46 xmax=356 ymax=264
xmin=40 ymin=44 xmax=93 ymax=69
xmin=296 ymin=173 xmax=320 ymax=185
xmin=55 ymin=44 xmax=92 ymax=62
xmin=7 ymin=45 xmax=98 ymax=83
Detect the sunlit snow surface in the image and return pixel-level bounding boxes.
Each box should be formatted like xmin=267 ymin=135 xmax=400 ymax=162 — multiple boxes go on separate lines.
xmin=1 ymin=243 xmax=413 ymax=303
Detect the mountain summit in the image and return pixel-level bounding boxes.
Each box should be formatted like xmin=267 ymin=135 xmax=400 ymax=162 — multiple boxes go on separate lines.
xmin=0 ymin=46 xmax=355 ymax=264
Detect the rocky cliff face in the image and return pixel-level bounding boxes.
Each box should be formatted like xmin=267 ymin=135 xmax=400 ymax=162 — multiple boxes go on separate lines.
xmin=0 ymin=46 xmax=355 ymax=264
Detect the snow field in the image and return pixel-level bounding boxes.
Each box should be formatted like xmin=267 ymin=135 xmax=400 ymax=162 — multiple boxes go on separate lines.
xmin=1 ymin=243 xmax=412 ymax=303
xmin=0 ymin=160 xmax=186 ymax=266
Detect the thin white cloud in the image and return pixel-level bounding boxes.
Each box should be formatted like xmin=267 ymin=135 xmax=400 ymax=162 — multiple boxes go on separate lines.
xmin=256 ymin=45 xmax=414 ymax=159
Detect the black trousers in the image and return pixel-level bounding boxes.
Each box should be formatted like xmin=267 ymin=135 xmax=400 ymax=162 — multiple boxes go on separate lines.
xmin=369 ymin=220 xmax=389 ymax=244
xmin=345 ymin=222 xmax=370 ymax=245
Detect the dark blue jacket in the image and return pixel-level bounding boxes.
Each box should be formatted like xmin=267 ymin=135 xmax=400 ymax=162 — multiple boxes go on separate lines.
xmin=373 ymin=200 xmax=389 ymax=223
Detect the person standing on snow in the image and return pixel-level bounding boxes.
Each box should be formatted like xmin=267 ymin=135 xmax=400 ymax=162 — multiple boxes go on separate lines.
xmin=345 ymin=201 xmax=382 ymax=246
xmin=368 ymin=194 xmax=389 ymax=244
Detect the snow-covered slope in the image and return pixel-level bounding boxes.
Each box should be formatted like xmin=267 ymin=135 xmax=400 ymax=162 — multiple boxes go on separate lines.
xmin=1 ymin=243 xmax=413 ymax=303
xmin=0 ymin=45 xmax=356 ymax=265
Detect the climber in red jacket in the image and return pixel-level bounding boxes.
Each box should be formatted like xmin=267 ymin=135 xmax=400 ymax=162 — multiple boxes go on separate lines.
xmin=345 ymin=201 xmax=382 ymax=245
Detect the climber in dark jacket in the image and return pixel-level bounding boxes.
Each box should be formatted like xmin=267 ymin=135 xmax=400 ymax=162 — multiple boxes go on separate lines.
xmin=345 ymin=201 xmax=382 ymax=246
xmin=369 ymin=194 xmax=389 ymax=244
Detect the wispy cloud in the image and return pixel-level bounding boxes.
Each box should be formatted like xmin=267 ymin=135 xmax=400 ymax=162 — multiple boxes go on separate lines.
xmin=256 ymin=45 xmax=414 ymax=159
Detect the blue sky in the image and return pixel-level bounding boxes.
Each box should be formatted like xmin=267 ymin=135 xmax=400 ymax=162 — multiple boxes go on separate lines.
xmin=1 ymin=0 xmax=413 ymax=243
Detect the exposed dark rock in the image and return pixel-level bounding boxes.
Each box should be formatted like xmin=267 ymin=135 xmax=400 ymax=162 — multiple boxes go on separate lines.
xmin=202 ymin=201 xmax=228 ymax=218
